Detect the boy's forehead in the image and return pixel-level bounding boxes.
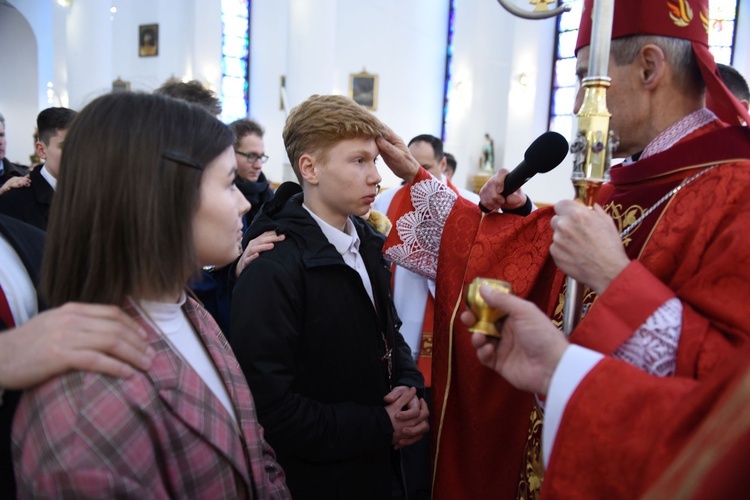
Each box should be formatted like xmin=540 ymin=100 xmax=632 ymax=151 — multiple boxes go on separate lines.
xmin=315 ymin=136 xmax=378 ymax=155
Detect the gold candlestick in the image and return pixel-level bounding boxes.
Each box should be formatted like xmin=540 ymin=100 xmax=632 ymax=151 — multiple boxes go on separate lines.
xmin=465 ymin=278 xmax=513 ymax=338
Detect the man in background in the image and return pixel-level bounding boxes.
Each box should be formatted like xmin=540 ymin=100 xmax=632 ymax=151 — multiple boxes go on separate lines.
xmin=443 ymin=152 xmax=457 ymax=182
xmin=154 ymin=78 xmax=222 ymax=116
xmin=0 ymin=107 xmax=77 ymax=231
xmin=229 ymin=119 xmax=275 ymax=227
xmin=718 ymin=63 xmax=750 ymax=111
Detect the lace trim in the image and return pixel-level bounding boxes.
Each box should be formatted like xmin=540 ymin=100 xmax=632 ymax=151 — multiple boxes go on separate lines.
xmin=641 ymin=109 xmax=716 ymax=159
xmin=384 ymin=178 xmax=457 ymax=281
xmin=612 ymin=297 xmax=682 ymax=377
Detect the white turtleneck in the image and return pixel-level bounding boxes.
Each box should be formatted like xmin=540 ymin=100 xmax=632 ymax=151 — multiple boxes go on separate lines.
xmin=137 ymin=295 xmax=237 ymax=424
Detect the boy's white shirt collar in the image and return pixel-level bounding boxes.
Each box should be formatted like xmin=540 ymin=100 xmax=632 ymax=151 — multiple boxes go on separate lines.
xmin=302 ymin=203 xmax=360 ymax=254
xmin=40 ymin=164 xmax=57 ymax=190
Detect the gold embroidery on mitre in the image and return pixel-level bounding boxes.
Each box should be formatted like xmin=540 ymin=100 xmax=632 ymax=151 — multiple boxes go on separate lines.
xmin=604 ymin=200 xmax=645 ymax=247
xmin=517 ymin=403 xmax=544 ymax=500
xmin=667 ymin=0 xmax=694 ymax=27
xmin=699 ymin=7 xmax=710 ymax=34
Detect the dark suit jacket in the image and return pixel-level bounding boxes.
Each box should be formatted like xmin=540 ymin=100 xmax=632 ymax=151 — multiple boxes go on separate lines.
xmin=0 ymin=214 xmax=45 ymax=498
xmin=232 ymin=183 xmax=423 ymax=499
xmin=0 ymin=158 xmax=30 ymax=184
xmin=0 ymin=167 xmax=53 ymax=231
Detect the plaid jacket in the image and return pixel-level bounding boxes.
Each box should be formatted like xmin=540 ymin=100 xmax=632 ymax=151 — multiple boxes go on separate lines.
xmin=12 ymin=298 xmax=290 ymax=499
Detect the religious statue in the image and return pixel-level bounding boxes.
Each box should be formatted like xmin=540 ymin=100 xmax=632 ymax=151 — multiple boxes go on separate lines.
xmin=481 ymin=133 xmax=495 ymax=173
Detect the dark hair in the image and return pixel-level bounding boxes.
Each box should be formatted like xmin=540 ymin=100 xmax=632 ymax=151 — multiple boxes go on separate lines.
xmin=718 ymin=63 xmax=750 ymax=102
xmin=37 ymin=107 xmax=77 ymax=145
xmin=41 ymin=92 xmax=234 ymax=307
xmin=408 ymin=134 xmax=443 ymax=161
xmin=155 ymin=78 xmax=222 ymax=116
xmin=229 ymin=119 xmax=265 ymax=148
xmin=444 ymin=152 xmax=457 ymax=174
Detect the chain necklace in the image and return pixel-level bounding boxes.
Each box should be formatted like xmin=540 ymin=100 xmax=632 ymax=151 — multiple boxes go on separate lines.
xmin=619 ymin=165 xmax=718 ymax=240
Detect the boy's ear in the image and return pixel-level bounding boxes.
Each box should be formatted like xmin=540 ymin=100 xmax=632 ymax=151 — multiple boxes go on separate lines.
xmin=35 ymin=141 xmax=47 ymax=160
xmin=298 ymin=153 xmax=319 ymax=185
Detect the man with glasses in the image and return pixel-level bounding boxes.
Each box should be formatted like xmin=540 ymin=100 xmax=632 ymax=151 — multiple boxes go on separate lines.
xmin=229 ymin=119 xmax=275 ymax=228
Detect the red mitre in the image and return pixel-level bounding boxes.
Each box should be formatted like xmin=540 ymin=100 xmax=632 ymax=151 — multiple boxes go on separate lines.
xmin=576 ymin=0 xmax=750 ymax=126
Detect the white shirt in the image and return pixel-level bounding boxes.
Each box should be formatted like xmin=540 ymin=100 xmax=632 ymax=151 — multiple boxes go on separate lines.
xmin=40 ymin=165 xmax=57 ymax=190
xmin=303 ymin=204 xmax=375 ymax=306
xmin=0 ymin=233 xmax=37 ymax=326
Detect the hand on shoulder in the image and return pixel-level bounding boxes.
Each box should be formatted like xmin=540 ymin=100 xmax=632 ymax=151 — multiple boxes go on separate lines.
xmin=0 ymin=303 xmax=154 ymax=391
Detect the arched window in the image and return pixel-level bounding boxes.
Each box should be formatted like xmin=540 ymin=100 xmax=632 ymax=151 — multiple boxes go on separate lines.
xmin=549 ymin=0 xmax=740 ymax=138
xmin=221 ymin=0 xmax=250 ymax=123
xmin=442 ymin=0 xmax=457 ymax=142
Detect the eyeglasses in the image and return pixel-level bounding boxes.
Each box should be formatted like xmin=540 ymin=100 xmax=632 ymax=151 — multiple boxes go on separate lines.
xmin=235 ymin=151 xmax=269 ymax=164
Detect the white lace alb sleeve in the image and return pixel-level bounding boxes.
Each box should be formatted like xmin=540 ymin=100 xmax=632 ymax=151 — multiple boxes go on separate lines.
xmin=612 ymin=297 xmax=682 ymax=377
xmin=383 ymin=178 xmax=457 ymax=281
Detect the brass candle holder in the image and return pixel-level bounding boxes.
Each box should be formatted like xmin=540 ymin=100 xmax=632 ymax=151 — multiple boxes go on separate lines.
xmin=465 ymin=277 xmax=513 ymax=338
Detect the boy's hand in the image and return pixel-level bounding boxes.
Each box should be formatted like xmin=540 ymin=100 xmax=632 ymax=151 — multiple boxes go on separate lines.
xmin=384 ymin=386 xmax=430 ymax=449
xmin=376 ymin=125 xmax=420 ymax=184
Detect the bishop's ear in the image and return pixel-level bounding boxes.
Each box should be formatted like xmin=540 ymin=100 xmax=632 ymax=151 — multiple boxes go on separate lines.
xmin=639 ymin=44 xmax=667 ymax=89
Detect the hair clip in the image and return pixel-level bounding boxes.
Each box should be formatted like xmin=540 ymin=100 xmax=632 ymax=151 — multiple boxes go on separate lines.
xmin=161 ymin=150 xmax=204 ymax=171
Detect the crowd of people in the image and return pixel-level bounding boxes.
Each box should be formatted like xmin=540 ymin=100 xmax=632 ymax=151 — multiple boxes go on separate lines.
xmin=1 ymin=0 xmax=750 ymax=497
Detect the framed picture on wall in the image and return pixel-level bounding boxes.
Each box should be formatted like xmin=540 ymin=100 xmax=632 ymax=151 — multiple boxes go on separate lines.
xmin=139 ymin=24 xmax=159 ymax=57
xmin=349 ymin=70 xmax=378 ymax=110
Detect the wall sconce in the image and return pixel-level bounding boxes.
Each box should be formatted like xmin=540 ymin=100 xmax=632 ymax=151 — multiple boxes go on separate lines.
xmin=46 ymin=82 xmax=55 ymax=105
xmin=57 ymin=0 xmax=72 ymax=7
xmin=518 ymin=72 xmax=530 ymax=87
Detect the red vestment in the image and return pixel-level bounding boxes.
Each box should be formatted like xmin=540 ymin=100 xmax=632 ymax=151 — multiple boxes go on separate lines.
xmin=383 ymin=121 xmax=750 ymax=499
xmin=543 ymin=340 xmax=750 ymax=499
xmin=542 ymin=123 xmax=750 ymax=498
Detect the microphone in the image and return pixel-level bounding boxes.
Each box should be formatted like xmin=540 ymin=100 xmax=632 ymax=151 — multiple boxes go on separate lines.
xmin=501 ymin=131 xmax=569 ymax=196
xmin=479 ymin=131 xmax=569 ymax=213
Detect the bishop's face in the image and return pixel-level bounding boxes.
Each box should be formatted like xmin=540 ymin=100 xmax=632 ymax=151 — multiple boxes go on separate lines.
xmin=574 ymin=45 xmax=651 ymax=158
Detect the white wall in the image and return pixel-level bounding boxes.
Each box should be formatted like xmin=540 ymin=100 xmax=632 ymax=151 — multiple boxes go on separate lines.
xmin=0 ymin=1 xmax=41 ymax=165
xmin=249 ymin=0 xmax=450 ymax=187
xmin=3 ymin=0 xmax=750 ymax=203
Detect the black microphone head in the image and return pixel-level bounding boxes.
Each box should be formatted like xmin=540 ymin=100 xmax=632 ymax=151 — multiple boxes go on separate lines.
xmin=523 ymin=131 xmax=569 ymax=173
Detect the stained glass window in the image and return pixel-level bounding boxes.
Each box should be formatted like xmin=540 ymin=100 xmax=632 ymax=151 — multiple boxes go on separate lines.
xmin=549 ymin=0 xmax=739 ymax=138
xmin=221 ymin=0 xmax=250 ymax=123
xmin=441 ymin=0 xmax=457 ymax=142
xmin=708 ymin=0 xmax=739 ymax=64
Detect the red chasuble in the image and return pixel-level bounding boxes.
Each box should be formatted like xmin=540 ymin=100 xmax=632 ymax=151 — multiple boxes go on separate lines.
xmin=385 ymin=170 xmax=559 ymax=499
xmin=543 ymin=340 xmax=750 ymax=499
xmin=542 ymin=122 xmax=750 ymax=498
xmin=383 ymin=120 xmax=750 ymax=499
